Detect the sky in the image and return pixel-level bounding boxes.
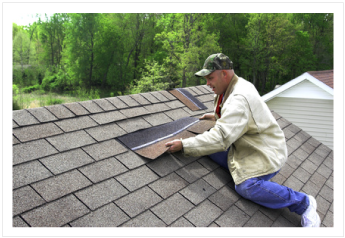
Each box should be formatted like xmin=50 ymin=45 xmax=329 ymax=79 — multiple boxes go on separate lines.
xmin=12 ymin=13 xmax=53 ymax=27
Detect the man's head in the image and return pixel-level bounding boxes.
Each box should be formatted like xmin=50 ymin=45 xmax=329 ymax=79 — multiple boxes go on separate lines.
xmin=195 ymin=53 xmax=233 ymax=77
xmin=195 ymin=53 xmax=234 ymax=95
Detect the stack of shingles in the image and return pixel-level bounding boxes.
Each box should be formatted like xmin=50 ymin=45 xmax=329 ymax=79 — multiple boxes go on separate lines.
xmin=12 ymin=85 xmax=215 ymax=227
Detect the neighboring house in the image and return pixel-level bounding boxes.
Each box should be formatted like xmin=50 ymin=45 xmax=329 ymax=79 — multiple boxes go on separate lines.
xmin=11 ymin=84 xmax=333 ymax=229
xmin=262 ymin=70 xmax=334 ymax=150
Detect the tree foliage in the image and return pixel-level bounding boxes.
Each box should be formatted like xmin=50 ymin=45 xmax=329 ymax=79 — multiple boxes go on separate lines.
xmin=12 ymin=13 xmax=334 ymax=97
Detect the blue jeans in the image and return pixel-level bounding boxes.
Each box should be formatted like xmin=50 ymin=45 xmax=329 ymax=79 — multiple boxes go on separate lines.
xmin=208 ymin=150 xmax=310 ymax=215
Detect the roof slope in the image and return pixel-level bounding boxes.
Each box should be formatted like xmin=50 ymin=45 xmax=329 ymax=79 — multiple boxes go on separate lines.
xmin=308 ymin=70 xmax=334 ymax=89
xmin=12 ymin=85 xmax=333 ymax=229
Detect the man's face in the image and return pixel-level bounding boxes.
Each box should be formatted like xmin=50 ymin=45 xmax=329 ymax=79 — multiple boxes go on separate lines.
xmin=205 ymin=70 xmax=227 ymax=95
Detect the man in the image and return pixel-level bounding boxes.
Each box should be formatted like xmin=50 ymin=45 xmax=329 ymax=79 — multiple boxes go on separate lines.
xmin=165 ymin=53 xmax=320 ymax=227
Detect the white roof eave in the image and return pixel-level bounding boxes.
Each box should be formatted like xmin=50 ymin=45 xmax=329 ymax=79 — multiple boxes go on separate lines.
xmin=261 ymin=72 xmax=334 ymax=102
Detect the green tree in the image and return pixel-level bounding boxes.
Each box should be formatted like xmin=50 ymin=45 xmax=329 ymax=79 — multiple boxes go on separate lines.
xmin=13 ymin=30 xmax=35 ymax=72
xmin=65 ymin=13 xmax=100 ymax=90
xmin=155 ymin=13 xmax=221 ymax=88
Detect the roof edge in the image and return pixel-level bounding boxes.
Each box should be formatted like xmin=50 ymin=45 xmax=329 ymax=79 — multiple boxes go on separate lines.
xmin=262 ymin=72 xmax=334 ymax=102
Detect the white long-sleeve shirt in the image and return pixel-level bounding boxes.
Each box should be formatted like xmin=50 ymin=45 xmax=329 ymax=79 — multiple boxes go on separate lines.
xmin=182 ymin=75 xmax=287 ymax=185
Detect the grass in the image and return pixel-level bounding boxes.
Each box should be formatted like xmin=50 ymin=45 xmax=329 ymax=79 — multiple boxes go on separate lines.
xmin=13 ymin=91 xmax=90 ymax=110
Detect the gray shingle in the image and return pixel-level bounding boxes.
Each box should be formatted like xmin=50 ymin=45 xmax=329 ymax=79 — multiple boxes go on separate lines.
xmin=93 ymin=99 xmax=116 ymax=111
xmin=118 ymin=95 xmax=140 ymax=107
xmin=140 ymin=92 xmax=160 ymax=104
xmin=208 ymin=186 xmax=240 ymax=211
xmin=13 ymin=123 xmax=63 ymax=142
xmin=14 ymin=161 xmax=51 ymax=189
xmin=196 ymin=94 xmax=214 ymax=103
xmin=13 ymin=139 xmax=58 ymax=165
xmin=13 ymin=109 xmax=40 ymax=126
xmin=78 ymin=101 xmax=103 ymax=113
xmin=203 ymin=167 xmax=232 ymax=189
xmin=317 ymin=164 xmax=332 ymax=179
xmin=63 ymin=102 xmax=89 ymax=116
xmin=150 ymin=91 xmax=169 ymax=102
xmin=198 ymin=156 xmax=220 ymax=171
xmin=105 ymin=97 xmax=128 ymax=109
xmin=272 ymin=216 xmax=295 ymax=227
xmin=115 ymin=150 xmax=149 ymax=170
xmin=244 ymin=211 xmax=273 ymax=227
xmin=294 ymin=130 xmax=311 ymax=143
xmin=151 ymin=193 xmax=194 ymax=225
xmin=119 ymin=107 xmax=150 ymax=118
xmin=144 ymin=103 xmax=171 ymax=113
xmin=316 ymin=195 xmax=331 ymax=216
xmin=149 ymin=172 xmax=189 ymax=199
xmin=235 ymin=198 xmax=260 ymax=216
xmin=322 ymin=211 xmax=333 ymax=227
xmin=22 ymin=195 xmax=89 ymax=227
xmin=39 ymin=148 xmax=94 ymax=175
xmin=116 ymin=165 xmax=159 ymax=192
xmin=319 ymin=185 xmax=333 ymax=203
xmin=13 ymin=186 xmax=46 ymax=216
xmin=32 ymin=169 xmax=92 ymax=202
xmin=54 ymin=116 xmax=98 ymax=132
xmin=13 ymin=136 xmax=20 ymax=145
xmin=164 ymin=108 xmax=191 ymax=120
xmin=310 ymin=172 xmax=327 ymax=186
xmin=46 ymin=130 xmax=96 ymax=152
xmin=276 ymin=117 xmax=291 ymax=129
xmin=115 ymin=186 xmax=162 ymax=218
xmin=90 ymin=111 xmax=126 ymax=124
xmin=184 ymin=200 xmax=223 ymax=227
xmin=215 ymin=205 xmax=250 ymax=227
xmin=179 ymin=179 xmax=216 ymax=205
xmin=116 ymin=117 xmax=151 ymax=133
xmin=159 ymin=90 xmax=176 ymax=100
xmin=130 ymin=94 xmax=151 ymax=105
xmin=82 ymin=139 xmax=127 ymax=161
xmin=75 ymin=178 xmax=128 ymax=210
xmin=165 ymin=100 xmax=185 ymax=109
xmin=286 ymin=154 xmax=303 ymax=169
xmin=314 ymin=144 xmax=332 ymax=158
xmin=28 ymin=107 xmax=58 ymax=122
xmin=283 ymin=127 xmax=296 ymax=140
xmin=301 ymin=158 xmax=318 ymax=174
xmin=13 ymin=120 xmax=19 ymax=128
xmin=283 ymin=175 xmax=304 ymax=192
xmin=79 ymin=157 xmax=128 ymax=183
xmin=85 ymin=123 xmax=126 ymax=142
xmin=286 ymin=137 xmax=302 ymax=153
xmin=122 ymin=210 xmax=166 ymax=227
xmin=188 ymin=87 xmax=203 ymax=95
xmin=45 ymin=104 xmax=75 ymax=119
xmin=302 ymin=181 xmax=321 ymax=198
xmin=147 ymin=153 xmax=184 ymax=177
xmin=176 ymin=161 xmax=209 ymax=183
xmin=143 ymin=112 xmax=173 ymax=126
xmin=13 ymin=216 xmax=29 ymax=227
xmin=292 ymin=167 xmax=312 ymax=183
xmin=70 ymin=202 xmax=129 ymax=227
xmin=170 ymin=217 xmax=194 ymax=227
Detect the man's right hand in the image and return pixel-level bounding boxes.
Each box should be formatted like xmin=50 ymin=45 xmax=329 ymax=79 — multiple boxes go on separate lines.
xmin=199 ymin=113 xmax=216 ymax=121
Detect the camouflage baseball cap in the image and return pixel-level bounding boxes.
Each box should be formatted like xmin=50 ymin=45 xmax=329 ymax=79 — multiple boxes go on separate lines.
xmin=195 ymin=53 xmax=233 ymax=77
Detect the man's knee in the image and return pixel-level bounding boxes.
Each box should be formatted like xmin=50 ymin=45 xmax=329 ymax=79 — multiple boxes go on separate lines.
xmin=235 ymin=178 xmax=258 ymax=199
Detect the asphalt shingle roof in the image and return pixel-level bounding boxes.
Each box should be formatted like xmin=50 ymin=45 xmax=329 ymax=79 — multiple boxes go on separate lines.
xmin=308 ymin=69 xmax=334 ymax=89
xmin=12 ymin=85 xmax=333 ymax=228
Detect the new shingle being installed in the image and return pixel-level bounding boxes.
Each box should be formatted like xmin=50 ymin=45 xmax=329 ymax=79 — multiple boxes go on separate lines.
xmin=169 ymin=88 xmax=208 ymax=111
xmin=118 ymin=117 xmax=216 ymax=159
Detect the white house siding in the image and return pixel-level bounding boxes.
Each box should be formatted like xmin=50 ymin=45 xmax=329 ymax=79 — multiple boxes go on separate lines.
xmin=266 ymin=97 xmax=333 ymax=150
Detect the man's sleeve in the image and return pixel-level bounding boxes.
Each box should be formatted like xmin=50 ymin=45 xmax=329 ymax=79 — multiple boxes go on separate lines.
xmin=182 ymin=95 xmax=250 ymax=157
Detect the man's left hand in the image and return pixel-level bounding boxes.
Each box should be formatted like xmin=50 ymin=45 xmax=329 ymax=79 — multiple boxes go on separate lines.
xmin=165 ymin=139 xmax=183 ymax=153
